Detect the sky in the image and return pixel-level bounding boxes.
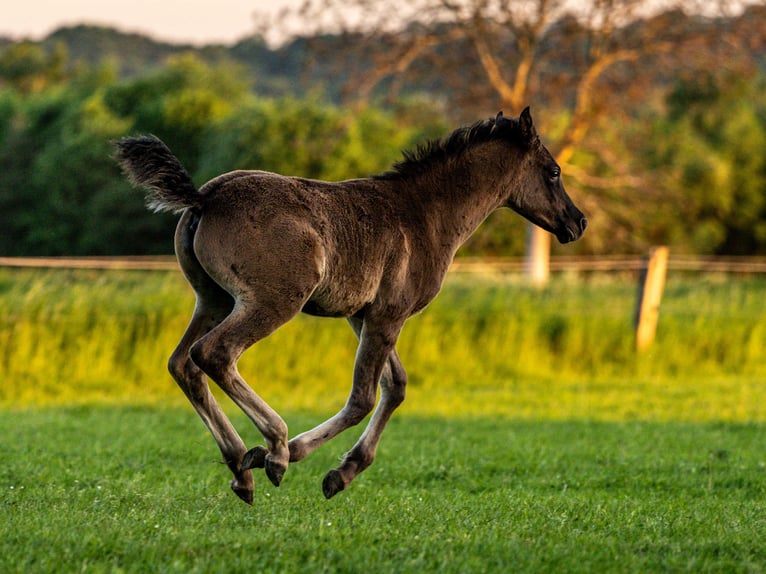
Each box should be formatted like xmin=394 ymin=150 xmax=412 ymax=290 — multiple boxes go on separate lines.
xmin=2 ymin=0 xmax=759 ymax=46
xmin=1 ymin=0 xmax=300 ymax=45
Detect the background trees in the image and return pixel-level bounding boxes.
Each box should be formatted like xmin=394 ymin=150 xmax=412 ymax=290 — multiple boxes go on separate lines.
xmin=0 ymin=47 xmax=445 ymax=255
xmin=270 ymin=0 xmax=765 ymax=280
xmin=0 ymin=4 xmax=764 ymax=257
xmin=644 ymin=73 xmax=766 ymax=254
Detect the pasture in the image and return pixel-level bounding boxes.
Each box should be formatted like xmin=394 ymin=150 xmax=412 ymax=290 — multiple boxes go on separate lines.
xmin=1 ymin=268 xmax=765 ymax=572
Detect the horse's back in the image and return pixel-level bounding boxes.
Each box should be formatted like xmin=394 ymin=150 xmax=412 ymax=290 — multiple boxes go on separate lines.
xmin=192 ymin=169 xmax=432 ymax=319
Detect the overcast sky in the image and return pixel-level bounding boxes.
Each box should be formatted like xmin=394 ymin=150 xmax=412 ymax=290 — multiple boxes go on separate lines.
xmin=1 ymin=0 xmax=299 ymax=45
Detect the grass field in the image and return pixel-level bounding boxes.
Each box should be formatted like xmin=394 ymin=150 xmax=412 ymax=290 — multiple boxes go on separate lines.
xmin=2 ymin=409 xmax=765 ymax=573
xmin=1 ymin=268 xmax=765 ymax=572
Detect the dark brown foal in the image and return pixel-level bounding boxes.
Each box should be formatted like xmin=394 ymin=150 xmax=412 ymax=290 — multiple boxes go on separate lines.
xmin=115 ymin=108 xmax=587 ymax=502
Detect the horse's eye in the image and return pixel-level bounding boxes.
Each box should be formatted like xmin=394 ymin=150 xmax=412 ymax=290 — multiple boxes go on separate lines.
xmin=548 ymin=167 xmax=561 ymax=181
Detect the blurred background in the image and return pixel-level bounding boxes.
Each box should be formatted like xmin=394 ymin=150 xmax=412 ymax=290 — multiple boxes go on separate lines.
xmin=0 ymin=0 xmax=764 ymax=261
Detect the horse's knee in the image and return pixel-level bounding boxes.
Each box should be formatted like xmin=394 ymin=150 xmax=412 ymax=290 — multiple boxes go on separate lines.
xmin=169 ymin=347 xmax=212 ymax=400
xmin=387 ymin=380 xmax=406 ymax=408
xmin=167 ymin=351 xmax=185 ymax=383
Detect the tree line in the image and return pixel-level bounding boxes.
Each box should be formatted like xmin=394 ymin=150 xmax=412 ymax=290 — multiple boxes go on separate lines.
xmin=0 ymin=4 xmax=765 ymax=256
xmin=0 ymin=50 xmax=446 ymax=255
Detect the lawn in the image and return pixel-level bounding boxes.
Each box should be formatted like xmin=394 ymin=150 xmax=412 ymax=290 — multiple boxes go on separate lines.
xmin=2 ymin=408 xmax=765 ymax=573
xmin=0 ymin=268 xmax=765 ymax=572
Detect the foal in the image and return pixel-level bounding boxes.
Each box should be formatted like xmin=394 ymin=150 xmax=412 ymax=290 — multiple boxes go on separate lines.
xmin=115 ymin=108 xmax=587 ymax=503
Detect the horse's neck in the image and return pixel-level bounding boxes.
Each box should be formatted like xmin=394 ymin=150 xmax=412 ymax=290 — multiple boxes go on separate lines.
xmin=400 ymin=143 xmax=517 ymax=251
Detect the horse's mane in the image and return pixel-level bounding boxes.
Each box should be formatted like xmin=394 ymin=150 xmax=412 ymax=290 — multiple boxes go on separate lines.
xmin=374 ymin=114 xmax=522 ymax=181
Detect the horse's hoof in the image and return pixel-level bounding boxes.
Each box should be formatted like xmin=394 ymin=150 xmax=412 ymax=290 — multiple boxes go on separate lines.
xmin=265 ymin=457 xmax=286 ymax=487
xmin=241 ymin=446 xmax=268 ymax=470
xmin=230 ymin=480 xmax=254 ymax=505
xmin=322 ymin=470 xmax=345 ymax=499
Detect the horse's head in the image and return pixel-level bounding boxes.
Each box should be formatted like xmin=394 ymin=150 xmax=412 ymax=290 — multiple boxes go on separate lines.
xmin=502 ymin=108 xmax=587 ymax=244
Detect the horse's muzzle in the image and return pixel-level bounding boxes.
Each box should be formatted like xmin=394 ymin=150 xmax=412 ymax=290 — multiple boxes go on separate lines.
xmin=557 ymin=217 xmax=588 ymax=244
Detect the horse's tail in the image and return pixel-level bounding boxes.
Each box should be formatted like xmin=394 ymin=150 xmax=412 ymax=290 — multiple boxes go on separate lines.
xmin=113 ymin=135 xmax=203 ymax=214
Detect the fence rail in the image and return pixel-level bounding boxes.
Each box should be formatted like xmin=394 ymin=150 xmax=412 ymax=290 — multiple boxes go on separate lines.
xmin=2 ymin=254 xmax=766 ymax=273
xmin=0 ymin=256 xmax=179 ymax=271
xmin=451 ymin=255 xmax=766 ymax=274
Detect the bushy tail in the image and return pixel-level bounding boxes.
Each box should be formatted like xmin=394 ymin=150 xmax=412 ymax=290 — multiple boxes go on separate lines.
xmin=113 ymin=135 xmax=202 ymax=214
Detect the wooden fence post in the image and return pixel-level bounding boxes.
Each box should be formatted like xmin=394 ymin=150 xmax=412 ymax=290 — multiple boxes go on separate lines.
xmin=525 ymin=224 xmax=551 ymax=287
xmin=635 ymin=246 xmax=669 ymax=352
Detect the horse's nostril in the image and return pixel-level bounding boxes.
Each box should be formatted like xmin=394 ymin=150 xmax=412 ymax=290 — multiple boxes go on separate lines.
xmin=580 ymin=218 xmax=588 ymax=232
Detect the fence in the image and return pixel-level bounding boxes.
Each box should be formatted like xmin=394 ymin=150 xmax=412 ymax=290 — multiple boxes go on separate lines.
xmin=3 ymin=254 xmax=766 ymax=273
xmin=449 ymin=255 xmax=766 ymax=274
xmin=1 ymin=251 xmax=764 ymax=351
xmin=0 ymin=256 xmax=179 ymax=271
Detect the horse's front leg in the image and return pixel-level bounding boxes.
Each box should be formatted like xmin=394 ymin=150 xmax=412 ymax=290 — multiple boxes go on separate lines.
xmin=322 ymin=347 xmax=407 ymax=498
xmin=244 ymin=318 xmax=402 ymax=496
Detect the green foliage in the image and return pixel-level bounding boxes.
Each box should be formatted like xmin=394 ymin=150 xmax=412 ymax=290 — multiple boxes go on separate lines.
xmin=642 ymin=73 xmax=766 ymax=254
xmin=0 ymin=48 xmax=447 ymax=255
xmin=104 ymin=53 xmax=252 ymax=168
xmin=0 ymin=69 xmax=179 ymax=255
xmin=197 ymin=97 xmax=444 ymax=181
xmin=564 ymin=70 xmax=766 ymax=255
xmin=0 ymin=41 xmax=67 ymax=93
xmin=2 ymin=28 xmax=766 ymax=256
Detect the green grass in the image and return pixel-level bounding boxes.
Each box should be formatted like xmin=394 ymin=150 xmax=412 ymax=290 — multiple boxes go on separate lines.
xmin=1 ymin=407 xmax=765 ymax=573
xmin=1 ymin=268 xmax=765 ymax=572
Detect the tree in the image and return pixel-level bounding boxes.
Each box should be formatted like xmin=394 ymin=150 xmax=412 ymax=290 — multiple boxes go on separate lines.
xmin=0 ymin=41 xmax=67 ymax=93
xmin=0 ymin=45 xmax=447 ymax=256
xmin=647 ymin=72 xmax=766 ymax=254
xmin=261 ymin=0 xmax=763 ymax=281
xmin=198 ymin=97 xmax=446 ymax=182
xmin=104 ymin=53 xmax=252 ymax=170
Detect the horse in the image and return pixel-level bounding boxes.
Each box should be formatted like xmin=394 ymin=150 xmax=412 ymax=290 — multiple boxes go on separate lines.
xmin=114 ymin=107 xmax=587 ymax=503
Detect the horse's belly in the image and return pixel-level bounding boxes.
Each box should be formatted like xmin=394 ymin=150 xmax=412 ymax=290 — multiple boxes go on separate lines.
xmin=300 ymin=299 xmax=348 ymax=318
xmin=301 ymin=276 xmax=377 ymax=318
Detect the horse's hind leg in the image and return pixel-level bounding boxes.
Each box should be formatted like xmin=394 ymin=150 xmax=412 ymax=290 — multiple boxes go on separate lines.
xmin=168 ymin=301 xmax=258 ymax=503
xmin=186 ymin=212 xmax=325 ymax=492
xmin=189 ymin=297 xmax=304 ymax=488
xmin=168 ymin=211 xmax=254 ymax=503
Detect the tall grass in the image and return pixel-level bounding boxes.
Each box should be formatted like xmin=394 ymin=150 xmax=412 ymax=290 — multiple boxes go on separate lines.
xmin=1 ymin=268 xmax=765 ymax=420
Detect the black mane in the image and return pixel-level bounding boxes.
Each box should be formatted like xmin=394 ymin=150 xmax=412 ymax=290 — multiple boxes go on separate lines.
xmin=375 ymin=114 xmax=522 ymax=181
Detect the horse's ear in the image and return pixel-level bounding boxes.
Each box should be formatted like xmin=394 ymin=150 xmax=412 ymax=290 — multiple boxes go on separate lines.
xmin=491 ymin=111 xmax=508 ymax=135
xmin=520 ymin=106 xmax=537 ymax=145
